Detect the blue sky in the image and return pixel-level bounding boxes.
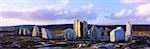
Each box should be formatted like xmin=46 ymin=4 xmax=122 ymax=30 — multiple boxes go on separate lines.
xmin=0 ymin=0 xmax=150 ymax=26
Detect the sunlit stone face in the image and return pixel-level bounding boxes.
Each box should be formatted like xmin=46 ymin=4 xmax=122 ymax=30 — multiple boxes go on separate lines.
xmin=41 ymin=28 xmax=53 ymax=39
xmin=18 ymin=27 xmax=24 ymax=35
xmin=110 ymin=27 xmax=125 ymax=42
xmin=32 ymin=26 xmax=40 ymax=37
xmin=18 ymin=27 xmax=31 ymax=36
xmin=126 ymin=22 xmax=132 ymax=41
xmin=73 ymin=20 xmax=81 ymax=38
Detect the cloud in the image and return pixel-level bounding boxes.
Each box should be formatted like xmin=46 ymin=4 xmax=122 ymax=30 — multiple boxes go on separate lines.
xmin=1 ymin=0 xmax=150 ymax=26
xmin=135 ymin=3 xmax=150 ymax=17
xmin=58 ymin=0 xmax=70 ymax=6
xmin=2 ymin=4 xmax=97 ymax=20
xmin=113 ymin=3 xmax=150 ymax=24
xmin=0 ymin=3 xmax=4 ymax=11
xmin=114 ymin=9 xmax=126 ymax=17
xmin=145 ymin=17 xmax=150 ymax=21
xmin=113 ymin=9 xmax=134 ymax=18
xmin=121 ymin=0 xmax=150 ymax=5
xmin=0 ymin=17 xmax=34 ymax=26
xmin=114 ymin=4 xmax=150 ymax=17
xmin=119 ymin=0 xmax=150 ymax=24
xmin=0 ymin=17 xmax=74 ymax=26
xmin=1 ymin=4 xmax=98 ymax=26
xmin=0 ymin=3 xmax=4 ymax=6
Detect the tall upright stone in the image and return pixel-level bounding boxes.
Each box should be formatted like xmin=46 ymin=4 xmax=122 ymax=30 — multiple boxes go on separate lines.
xmin=97 ymin=28 xmax=103 ymax=41
xmin=74 ymin=20 xmax=81 ymax=38
xmin=18 ymin=27 xmax=31 ymax=36
xmin=64 ymin=28 xmax=76 ymax=40
xmin=23 ymin=28 xmax=27 ymax=35
xmin=73 ymin=20 xmax=89 ymax=38
xmin=110 ymin=29 xmax=115 ymax=42
xmin=104 ymin=27 xmax=110 ymax=37
xmin=110 ymin=27 xmax=125 ymax=42
xmin=82 ymin=21 xmax=88 ymax=38
xmin=74 ymin=20 xmax=77 ymax=37
xmin=32 ymin=26 xmax=40 ymax=37
xmin=18 ymin=27 xmax=24 ymax=35
xmin=125 ymin=22 xmax=132 ymax=41
xmin=41 ymin=28 xmax=53 ymax=39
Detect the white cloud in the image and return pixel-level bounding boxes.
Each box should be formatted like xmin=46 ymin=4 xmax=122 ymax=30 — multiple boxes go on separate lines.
xmin=121 ymin=0 xmax=150 ymax=5
xmin=0 ymin=17 xmax=34 ymax=26
xmin=58 ymin=0 xmax=70 ymax=6
xmin=0 ymin=17 xmax=73 ymax=26
xmin=113 ymin=3 xmax=150 ymax=24
xmin=0 ymin=3 xmax=4 ymax=10
xmin=127 ymin=9 xmax=133 ymax=15
xmin=119 ymin=0 xmax=150 ymax=22
xmin=114 ymin=3 xmax=150 ymax=17
xmin=0 ymin=3 xmax=4 ymax=6
xmin=146 ymin=17 xmax=150 ymax=21
xmin=114 ymin=9 xmax=126 ymax=17
xmin=81 ymin=3 xmax=94 ymax=10
xmin=63 ymin=10 xmax=69 ymax=14
xmin=0 ymin=3 xmax=98 ymax=26
xmin=46 ymin=4 xmax=63 ymax=12
xmin=114 ymin=9 xmax=134 ymax=17
xmin=135 ymin=3 xmax=150 ymax=16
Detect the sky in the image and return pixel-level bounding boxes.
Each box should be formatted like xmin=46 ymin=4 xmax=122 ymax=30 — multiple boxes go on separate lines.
xmin=0 ymin=0 xmax=150 ymax=26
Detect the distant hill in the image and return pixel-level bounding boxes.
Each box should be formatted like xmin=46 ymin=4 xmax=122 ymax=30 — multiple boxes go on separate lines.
xmin=0 ymin=24 xmax=125 ymax=31
xmin=0 ymin=24 xmax=149 ymax=32
xmin=0 ymin=24 xmax=150 ymax=36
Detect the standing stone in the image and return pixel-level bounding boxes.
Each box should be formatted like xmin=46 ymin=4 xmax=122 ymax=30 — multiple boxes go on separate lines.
xmin=41 ymin=28 xmax=53 ymax=39
xmin=32 ymin=26 xmax=40 ymax=37
xmin=23 ymin=28 xmax=27 ymax=35
xmin=74 ymin=20 xmax=81 ymax=38
xmin=126 ymin=22 xmax=132 ymax=41
xmin=104 ymin=27 xmax=110 ymax=37
xmin=110 ymin=27 xmax=125 ymax=42
xmin=97 ymin=28 xmax=103 ymax=41
xmin=88 ymin=25 xmax=102 ymax=42
xmin=74 ymin=20 xmax=78 ymax=37
xmin=73 ymin=20 xmax=89 ymax=38
xmin=82 ymin=21 xmax=88 ymax=38
xmin=19 ymin=27 xmax=31 ymax=36
xmin=18 ymin=27 xmax=24 ymax=35
xmin=64 ymin=28 xmax=76 ymax=40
